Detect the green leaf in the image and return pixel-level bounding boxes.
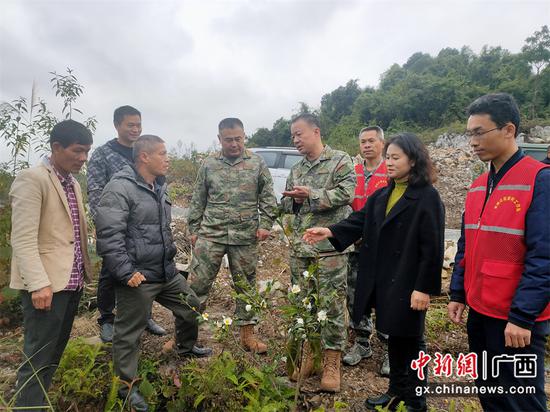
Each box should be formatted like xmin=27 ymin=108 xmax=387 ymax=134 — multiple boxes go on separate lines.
xmin=193 ymin=393 xmax=206 ymax=408
xmin=139 ymin=378 xmax=155 ymax=398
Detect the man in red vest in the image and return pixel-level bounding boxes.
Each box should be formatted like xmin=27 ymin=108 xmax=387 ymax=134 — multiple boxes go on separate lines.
xmin=448 ymin=93 xmax=550 ymax=411
xmin=343 ymin=126 xmax=390 ymax=376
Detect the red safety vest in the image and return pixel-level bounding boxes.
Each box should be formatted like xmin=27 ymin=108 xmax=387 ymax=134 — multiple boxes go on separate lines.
xmin=352 ymin=161 xmax=388 ymax=211
xmin=462 ymin=156 xmax=550 ymax=321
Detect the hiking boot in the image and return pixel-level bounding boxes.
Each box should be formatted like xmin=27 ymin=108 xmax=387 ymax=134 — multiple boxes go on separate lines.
xmin=146 ymin=318 xmax=167 ymax=336
xmin=240 ymin=325 xmax=267 ymax=354
xmin=342 ymin=341 xmax=372 ymax=366
xmin=99 ymin=323 xmax=114 ymax=343
xmin=380 ymin=351 xmax=390 ymax=377
xmin=290 ymin=342 xmax=315 ymax=381
xmin=320 ymin=350 xmax=341 ymax=392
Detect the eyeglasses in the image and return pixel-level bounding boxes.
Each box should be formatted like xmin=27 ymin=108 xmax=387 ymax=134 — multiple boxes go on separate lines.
xmin=464 ymin=126 xmax=503 ymax=139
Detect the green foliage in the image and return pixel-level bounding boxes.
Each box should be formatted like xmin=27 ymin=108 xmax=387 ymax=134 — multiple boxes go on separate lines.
xmin=167 ymin=352 xmax=295 ymax=412
xmin=424 ymin=302 xmax=463 ymax=343
xmin=0 ymin=287 xmax=21 ymax=324
xmin=0 ymin=68 xmax=97 ymax=176
xmin=0 ymin=168 xmax=13 ymax=288
xmin=247 ymin=117 xmax=292 ymax=148
xmin=51 ymin=339 xmax=114 ymax=410
xmin=247 ymin=26 xmax=550 ymax=151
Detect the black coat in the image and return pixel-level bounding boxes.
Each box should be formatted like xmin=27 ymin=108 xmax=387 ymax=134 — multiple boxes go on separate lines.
xmin=329 ymin=182 xmax=445 ymax=337
xmin=96 ymin=166 xmax=178 ymax=285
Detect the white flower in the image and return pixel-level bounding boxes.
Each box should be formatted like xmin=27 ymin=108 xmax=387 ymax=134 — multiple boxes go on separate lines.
xmin=317 ymin=310 xmax=327 ymax=322
xmin=306 ymin=303 xmax=312 ymax=310
xmin=201 ymin=313 xmax=209 ymax=321
xmin=290 ymin=284 xmax=301 ymax=294
xmin=223 ymin=316 xmax=233 ymax=326
xmin=302 ymin=270 xmax=310 ymax=279
xmin=245 ymin=304 xmax=252 ymax=312
xmin=296 ymin=318 xmax=304 ymax=325
xmin=216 ymin=321 xmax=223 ymax=328
xmin=281 ymin=356 xmax=287 ymax=363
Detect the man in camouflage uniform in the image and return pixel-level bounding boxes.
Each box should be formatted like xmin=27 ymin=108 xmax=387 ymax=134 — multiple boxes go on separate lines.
xmin=87 ymin=105 xmax=166 ymax=342
xmin=345 ymin=126 xmax=390 ymax=375
xmin=281 ymin=113 xmax=355 ymax=392
xmin=187 ymin=118 xmax=277 ymax=354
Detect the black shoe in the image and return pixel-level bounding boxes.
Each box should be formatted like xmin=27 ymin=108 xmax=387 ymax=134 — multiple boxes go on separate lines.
xmin=178 ymin=345 xmax=213 ymax=358
xmin=119 ymin=389 xmax=148 ymax=412
xmin=365 ymin=393 xmax=402 ymax=411
xmin=99 ymin=323 xmax=114 ymax=343
xmin=146 ymin=318 xmax=167 ymax=336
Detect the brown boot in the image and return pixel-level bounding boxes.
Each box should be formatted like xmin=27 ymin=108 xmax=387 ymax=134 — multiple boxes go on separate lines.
xmin=290 ymin=342 xmax=315 ymax=381
xmin=240 ymin=325 xmax=267 ymax=354
xmin=320 ymin=350 xmax=341 ymax=392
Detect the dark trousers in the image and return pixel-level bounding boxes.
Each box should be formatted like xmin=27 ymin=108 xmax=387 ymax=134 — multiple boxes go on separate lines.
xmin=348 ymin=252 xmax=388 ymax=345
xmin=113 ymin=274 xmax=199 ymax=384
xmin=97 ymin=263 xmax=155 ymax=325
xmin=97 ymin=262 xmax=115 ymax=325
xmin=15 ymin=289 xmax=82 ymax=411
xmin=388 ymin=335 xmax=427 ymax=411
xmin=467 ymin=308 xmax=549 ymax=412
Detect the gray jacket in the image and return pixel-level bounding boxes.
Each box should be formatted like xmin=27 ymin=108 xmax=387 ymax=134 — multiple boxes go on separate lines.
xmin=95 ymin=165 xmax=177 ymax=284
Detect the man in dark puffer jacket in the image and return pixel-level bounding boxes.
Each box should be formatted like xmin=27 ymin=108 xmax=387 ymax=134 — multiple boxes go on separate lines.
xmin=96 ymin=135 xmax=211 ymax=411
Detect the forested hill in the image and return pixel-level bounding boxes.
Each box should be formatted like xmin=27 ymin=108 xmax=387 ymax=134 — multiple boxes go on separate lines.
xmin=248 ymin=25 xmax=550 ymax=154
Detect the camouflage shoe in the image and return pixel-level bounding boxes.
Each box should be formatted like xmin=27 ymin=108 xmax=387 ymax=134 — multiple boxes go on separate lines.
xmin=342 ymin=342 xmax=373 ymax=366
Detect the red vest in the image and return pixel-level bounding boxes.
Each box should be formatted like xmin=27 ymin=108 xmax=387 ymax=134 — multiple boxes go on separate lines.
xmin=462 ymin=156 xmax=550 ymax=321
xmin=352 ymin=161 xmax=388 ymax=211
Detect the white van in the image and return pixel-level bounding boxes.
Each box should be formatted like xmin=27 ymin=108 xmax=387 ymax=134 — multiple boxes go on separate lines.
xmin=248 ymin=147 xmax=302 ymax=202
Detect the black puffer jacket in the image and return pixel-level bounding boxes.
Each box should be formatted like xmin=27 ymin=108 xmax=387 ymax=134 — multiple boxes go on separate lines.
xmin=96 ymin=165 xmax=177 ymax=284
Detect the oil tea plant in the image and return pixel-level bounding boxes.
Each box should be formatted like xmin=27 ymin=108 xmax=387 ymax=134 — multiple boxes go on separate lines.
xmin=0 ymin=67 xmax=97 ymax=176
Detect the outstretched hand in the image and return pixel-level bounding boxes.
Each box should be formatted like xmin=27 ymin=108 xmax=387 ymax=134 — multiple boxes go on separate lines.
xmin=303 ymin=227 xmax=333 ymax=244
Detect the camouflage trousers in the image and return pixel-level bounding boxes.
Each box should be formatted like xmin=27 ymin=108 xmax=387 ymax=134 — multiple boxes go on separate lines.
xmin=348 ymin=252 xmax=388 ymax=345
xmin=188 ymin=238 xmax=258 ymax=326
xmin=290 ymin=254 xmax=348 ymax=351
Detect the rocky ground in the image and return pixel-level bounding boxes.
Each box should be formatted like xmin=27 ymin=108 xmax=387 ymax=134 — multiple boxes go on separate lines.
xmin=429 ymin=146 xmax=484 ymax=229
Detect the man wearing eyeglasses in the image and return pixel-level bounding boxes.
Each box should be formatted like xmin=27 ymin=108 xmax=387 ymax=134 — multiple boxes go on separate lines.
xmin=448 ymin=93 xmax=550 ymax=411
xmin=187 ymin=118 xmax=278 ymax=353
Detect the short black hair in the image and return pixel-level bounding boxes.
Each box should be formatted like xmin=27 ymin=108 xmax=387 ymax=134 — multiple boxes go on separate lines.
xmin=49 ymin=120 xmax=93 ymax=148
xmin=218 ymin=118 xmax=244 ymax=132
xmin=467 ymin=93 xmax=520 ymax=137
xmin=291 ymin=113 xmax=321 ymax=129
xmin=133 ymin=135 xmax=165 ymax=161
xmin=113 ymin=105 xmax=141 ymax=125
xmin=359 ymin=125 xmax=384 ymax=140
xmin=384 ymin=132 xmax=436 ymax=187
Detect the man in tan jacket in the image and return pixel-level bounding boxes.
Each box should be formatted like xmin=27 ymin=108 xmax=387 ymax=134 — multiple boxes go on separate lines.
xmin=10 ymin=119 xmax=93 ymax=410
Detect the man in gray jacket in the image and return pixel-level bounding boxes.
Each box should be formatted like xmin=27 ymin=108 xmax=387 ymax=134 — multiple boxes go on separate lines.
xmin=95 ymin=135 xmax=211 ymax=411
xmin=88 ymin=105 xmax=165 ymax=342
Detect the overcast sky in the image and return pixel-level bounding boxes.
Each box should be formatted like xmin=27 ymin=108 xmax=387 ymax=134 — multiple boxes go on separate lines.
xmin=1 ymin=0 xmax=549 ymax=163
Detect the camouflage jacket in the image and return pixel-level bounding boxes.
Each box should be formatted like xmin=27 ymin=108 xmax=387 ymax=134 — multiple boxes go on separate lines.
xmin=187 ymin=149 xmax=277 ymax=245
xmin=87 ymin=139 xmax=134 ymax=220
xmin=281 ymin=145 xmax=355 ymax=257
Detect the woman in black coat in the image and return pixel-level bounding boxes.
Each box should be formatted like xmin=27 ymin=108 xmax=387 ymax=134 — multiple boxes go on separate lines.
xmin=304 ymin=133 xmax=444 ymax=412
